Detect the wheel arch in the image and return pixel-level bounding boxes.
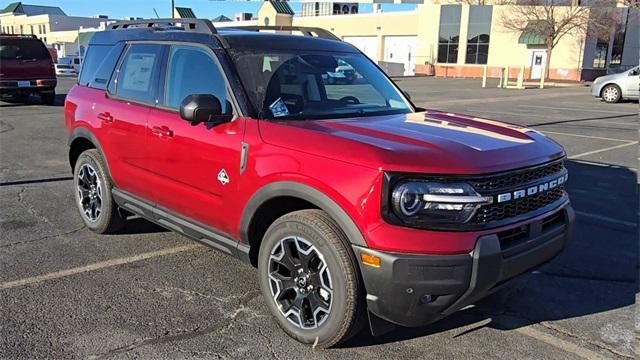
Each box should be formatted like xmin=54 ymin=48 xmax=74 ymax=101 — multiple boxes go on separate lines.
xmin=240 ymin=181 xmax=368 ymax=266
xmin=68 ymin=127 xmax=109 ymax=176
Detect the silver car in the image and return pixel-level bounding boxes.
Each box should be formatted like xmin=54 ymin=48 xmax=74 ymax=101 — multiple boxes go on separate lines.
xmin=591 ymin=66 xmax=639 ymax=103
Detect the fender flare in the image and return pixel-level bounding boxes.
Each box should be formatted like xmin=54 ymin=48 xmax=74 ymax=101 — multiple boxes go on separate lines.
xmin=67 ymin=127 xmax=111 ymax=177
xmin=240 ymin=181 xmax=367 ymax=247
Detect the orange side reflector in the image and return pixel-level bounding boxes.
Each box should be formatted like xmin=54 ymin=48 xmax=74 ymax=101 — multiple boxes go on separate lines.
xmin=360 ymin=253 xmax=381 ymax=268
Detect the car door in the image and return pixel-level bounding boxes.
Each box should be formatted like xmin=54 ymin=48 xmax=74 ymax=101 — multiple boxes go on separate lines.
xmin=146 ymin=44 xmax=245 ymax=235
xmin=104 ymin=43 xmax=165 ymax=201
xmin=624 ymin=67 xmax=639 ymax=98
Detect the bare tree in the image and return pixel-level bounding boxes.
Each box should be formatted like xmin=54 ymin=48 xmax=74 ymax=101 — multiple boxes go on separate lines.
xmin=499 ymin=0 xmax=619 ymax=79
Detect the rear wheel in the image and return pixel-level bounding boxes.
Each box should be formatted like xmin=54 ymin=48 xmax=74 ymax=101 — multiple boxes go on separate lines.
xmin=601 ymin=84 xmax=621 ymax=103
xmin=258 ymin=209 xmax=364 ymax=348
xmin=73 ymin=149 xmax=126 ymax=234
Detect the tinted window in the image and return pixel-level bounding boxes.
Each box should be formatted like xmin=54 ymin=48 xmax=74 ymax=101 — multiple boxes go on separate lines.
xmin=79 ymin=44 xmax=124 ymax=89
xmin=0 ymin=38 xmax=49 ymax=59
xmin=165 ymin=45 xmax=230 ymax=112
xmin=437 ymin=5 xmax=461 ymax=64
xmin=115 ymin=44 xmax=163 ymax=104
xmin=465 ymin=6 xmax=492 ymax=64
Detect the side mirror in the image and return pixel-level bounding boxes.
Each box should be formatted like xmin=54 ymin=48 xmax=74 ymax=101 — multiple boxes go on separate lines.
xmin=179 ymin=94 xmax=232 ymax=126
xmin=629 ymin=69 xmax=639 ymax=76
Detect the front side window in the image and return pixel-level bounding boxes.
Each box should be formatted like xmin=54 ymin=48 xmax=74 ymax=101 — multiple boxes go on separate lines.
xmin=115 ymin=44 xmax=163 ymax=103
xmin=164 ymin=45 xmax=230 ymax=113
xmin=438 ymin=5 xmax=461 ymax=64
xmin=466 ymin=6 xmax=492 ymax=64
xmin=230 ymin=50 xmax=412 ymax=120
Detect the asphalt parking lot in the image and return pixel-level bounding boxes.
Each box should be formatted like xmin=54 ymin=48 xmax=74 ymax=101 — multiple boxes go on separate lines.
xmin=1 ymin=76 xmax=637 ymax=359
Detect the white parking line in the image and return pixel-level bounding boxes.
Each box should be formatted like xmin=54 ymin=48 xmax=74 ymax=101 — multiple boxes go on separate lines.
xmin=514 ymin=326 xmax=607 ymax=360
xmin=569 ymin=142 xmax=638 ymax=159
xmin=542 ymin=131 xmax=632 ymax=143
xmin=575 ymin=211 xmax=637 ymax=229
xmin=519 ymin=104 xmax=636 ymax=116
xmin=0 ymin=244 xmax=200 ymax=290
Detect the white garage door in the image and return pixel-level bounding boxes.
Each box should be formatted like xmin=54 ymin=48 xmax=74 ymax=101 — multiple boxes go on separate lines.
xmin=383 ymin=36 xmax=417 ymax=76
xmin=343 ymin=36 xmax=379 ymax=62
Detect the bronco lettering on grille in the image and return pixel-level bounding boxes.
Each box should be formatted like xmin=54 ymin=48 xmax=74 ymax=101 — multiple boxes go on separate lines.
xmin=496 ymin=173 xmax=568 ymax=203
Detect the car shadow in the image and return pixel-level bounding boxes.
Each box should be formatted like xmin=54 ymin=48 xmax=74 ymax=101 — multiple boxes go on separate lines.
xmin=0 ymin=93 xmax=66 ymax=107
xmin=115 ymin=217 xmax=168 ymax=235
xmin=340 ymin=159 xmax=637 ymax=348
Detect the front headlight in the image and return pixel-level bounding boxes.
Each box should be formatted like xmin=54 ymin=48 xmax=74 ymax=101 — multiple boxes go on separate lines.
xmin=388 ymin=180 xmax=492 ymax=228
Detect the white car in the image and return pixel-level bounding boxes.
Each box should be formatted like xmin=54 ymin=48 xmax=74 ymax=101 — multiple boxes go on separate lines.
xmin=54 ymin=63 xmax=77 ymax=76
xmin=590 ymin=66 xmax=639 ymax=103
xmin=55 ymin=56 xmax=81 ymax=76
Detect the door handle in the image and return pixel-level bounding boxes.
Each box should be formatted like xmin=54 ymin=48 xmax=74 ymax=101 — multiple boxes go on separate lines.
xmin=97 ymin=112 xmax=114 ymax=123
xmin=151 ymin=125 xmax=174 ymax=138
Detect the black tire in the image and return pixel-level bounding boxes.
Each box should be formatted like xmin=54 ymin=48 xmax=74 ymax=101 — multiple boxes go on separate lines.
xmin=601 ymin=84 xmax=621 ymax=103
xmin=258 ymin=209 xmax=365 ymax=348
xmin=40 ymin=91 xmax=55 ymax=105
xmin=73 ymin=149 xmax=126 ymax=234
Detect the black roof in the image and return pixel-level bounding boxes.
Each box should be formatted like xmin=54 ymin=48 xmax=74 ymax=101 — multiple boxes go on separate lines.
xmin=88 ymin=25 xmax=358 ymax=53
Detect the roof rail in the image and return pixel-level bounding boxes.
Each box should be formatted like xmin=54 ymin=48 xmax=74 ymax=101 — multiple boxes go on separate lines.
xmin=108 ymin=18 xmax=217 ymax=34
xmin=229 ymin=25 xmax=340 ymax=41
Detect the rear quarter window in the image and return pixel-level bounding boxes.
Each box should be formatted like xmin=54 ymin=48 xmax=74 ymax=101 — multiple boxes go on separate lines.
xmin=79 ymin=43 xmax=124 ymax=90
xmin=0 ymin=38 xmax=50 ymax=60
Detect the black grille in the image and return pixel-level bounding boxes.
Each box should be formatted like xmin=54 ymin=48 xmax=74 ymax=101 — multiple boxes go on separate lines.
xmin=471 ymin=187 xmax=565 ymax=224
xmin=469 ymin=160 xmax=565 ymax=192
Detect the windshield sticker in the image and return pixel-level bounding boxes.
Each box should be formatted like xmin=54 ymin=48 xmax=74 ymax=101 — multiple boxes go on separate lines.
xmin=269 ymin=97 xmax=289 ymax=118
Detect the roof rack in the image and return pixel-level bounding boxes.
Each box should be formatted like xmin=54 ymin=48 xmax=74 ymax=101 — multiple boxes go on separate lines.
xmin=108 ymin=18 xmax=217 ymax=34
xmin=228 ymin=25 xmax=340 ymax=41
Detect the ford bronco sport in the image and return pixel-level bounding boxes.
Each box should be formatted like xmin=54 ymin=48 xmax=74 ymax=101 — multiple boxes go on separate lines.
xmin=64 ymin=19 xmax=574 ymax=347
xmin=0 ymin=34 xmax=57 ymax=104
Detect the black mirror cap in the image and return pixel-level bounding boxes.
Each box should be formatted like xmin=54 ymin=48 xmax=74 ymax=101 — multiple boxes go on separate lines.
xmin=179 ymin=94 xmax=231 ymax=125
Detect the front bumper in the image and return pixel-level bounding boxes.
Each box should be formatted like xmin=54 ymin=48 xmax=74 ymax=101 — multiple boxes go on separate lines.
xmin=353 ymin=203 xmax=575 ymax=327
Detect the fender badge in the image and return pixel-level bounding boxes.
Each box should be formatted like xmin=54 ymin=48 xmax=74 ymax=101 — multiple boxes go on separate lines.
xmin=217 ymin=169 xmax=230 ymax=185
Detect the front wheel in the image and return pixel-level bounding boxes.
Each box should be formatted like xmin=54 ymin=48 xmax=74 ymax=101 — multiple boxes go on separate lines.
xmin=73 ymin=149 xmax=126 ymax=234
xmin=258 ymin=210 xmax=365 ymax=348
xmin=601 ymin=84 xmax=621 ymax=103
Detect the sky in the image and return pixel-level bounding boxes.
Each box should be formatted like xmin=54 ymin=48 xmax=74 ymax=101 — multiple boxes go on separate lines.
xmin=7 ymin=1 xmax=417 ymax=20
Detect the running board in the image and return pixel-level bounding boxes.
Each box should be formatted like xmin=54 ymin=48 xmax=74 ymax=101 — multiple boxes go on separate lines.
xmin=112 ymin=188 xmax=251 ymax=264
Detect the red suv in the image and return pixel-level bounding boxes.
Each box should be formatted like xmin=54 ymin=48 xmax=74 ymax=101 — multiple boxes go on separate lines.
xmin=64 ymin=20 xmax=574 ymax=347
xmin=0 ymin=34 xmax=57 ymax=104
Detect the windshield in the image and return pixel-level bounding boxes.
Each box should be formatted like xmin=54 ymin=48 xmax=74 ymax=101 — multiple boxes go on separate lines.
xmin=230 ymin=51 xmax=413 ymax=120
xmin=0 ymin=38 xmax=50 ymax=60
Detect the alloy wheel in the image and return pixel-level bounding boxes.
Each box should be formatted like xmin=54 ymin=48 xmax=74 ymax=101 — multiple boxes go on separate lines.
xmin=268 ymin=236 xmax=333 ymax=329
xmin=76 ymin=163 xmax=102 ymax=222
xmin=603 ymin=86 xmax=619 ymax=102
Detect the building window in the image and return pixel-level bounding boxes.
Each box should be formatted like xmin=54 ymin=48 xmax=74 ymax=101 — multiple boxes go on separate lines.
xmin=466 ymin=6 xmax=492 ymax=64
xmin=19 ymin=25 xmax=23 ymax=34
xmin=592 ymin=40 xmax=608 ymax=68
xmin=438 ymin=5 xmax=461 ymax=64
xmin=610 ymin=9 xmax=628 ymax=65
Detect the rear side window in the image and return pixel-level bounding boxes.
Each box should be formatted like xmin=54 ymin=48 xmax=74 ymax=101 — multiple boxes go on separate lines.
xmin=79 ymin=44 xmax=124 ymax=90
xmin=0 ymin=38 xmax=49 ymax=60
xmin=114 ymin=44 xmax=163 ymax=104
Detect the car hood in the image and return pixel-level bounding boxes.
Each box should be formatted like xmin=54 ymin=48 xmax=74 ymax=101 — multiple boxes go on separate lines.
xmin=258 ymin=110 xmax=565 ymax=174
xmin=594 ymin=71 xmax=626 ymax=84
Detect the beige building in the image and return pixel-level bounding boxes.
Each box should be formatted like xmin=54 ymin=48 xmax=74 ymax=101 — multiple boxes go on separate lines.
xmin=255 ymin=1 xmax=639 ymax=81
xmin=0 ymin=2 xmax=107 ymax=46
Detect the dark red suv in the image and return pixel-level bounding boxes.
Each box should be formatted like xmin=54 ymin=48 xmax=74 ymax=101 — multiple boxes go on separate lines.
xmin=64 ymin=19 xmax=574 ymax=347
xmin=0 ymin=34 xmax=57 ymax=104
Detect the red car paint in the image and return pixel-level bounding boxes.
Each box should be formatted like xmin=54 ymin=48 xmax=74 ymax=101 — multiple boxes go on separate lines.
xmin=64 ymin=86 xmax=567 ymax=255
